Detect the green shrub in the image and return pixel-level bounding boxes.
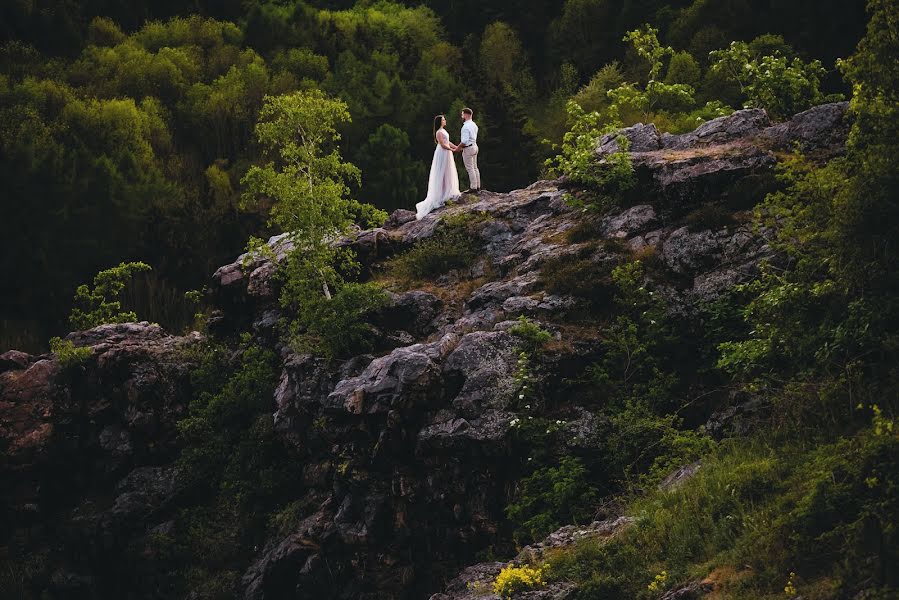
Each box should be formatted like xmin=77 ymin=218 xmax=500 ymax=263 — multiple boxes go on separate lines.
xmin=506 ymin=456 xmax=600 ymax=545
xmin=287 ymin=281 xmax=389 ymax=358
xmin=173 ymin=337 xmax=303 ymax=596
xmin=544 ymin=414 xmax=899 ymax=599
xmin=508 ymin=316 xmax=552 ymax=351
xmin=544 ymin=100 xmax=636 ymax=213
xmin=68 ymin=261 xmax=153 ymax=330
xmin=49 ymin=336 xmax=92 ymax=369
xmin=708 ymin=40 xmax=839 ymax=120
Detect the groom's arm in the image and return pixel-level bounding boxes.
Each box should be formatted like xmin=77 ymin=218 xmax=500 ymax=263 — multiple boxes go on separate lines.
xmin=458 ymin=124 xmax=471 ymax=150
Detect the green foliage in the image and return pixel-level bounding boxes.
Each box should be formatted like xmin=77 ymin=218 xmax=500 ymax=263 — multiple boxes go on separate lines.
xmin=715 ymin=0 xmax=898 ymax=442
xmin=624 ymin=24 xmax=674 ymax=82
xmin=546 ymin=417 xmax=899 ymax=598
xmin=356 ymin=124 xmax=426 ymax=213
xmin=68 ymin=261 xmax=152 ymax=330
xmin=716 ymin=154 xmax=894 ymax=435
xmin=709 ymin=40 xmax=835 ymax=119
xmin=588 ymin=261 xmax=672 ymax=402
xmin=506 ymin=456 xmax=600 ymax=544
xmin=665 ymin=51 xmax=701 ymax=87
xmin=479 ymin=21 xmax=536 ymax=100
xmin=508 ymin=316 xmax=553 ymax=352
xmin=545 ymin=101 xmax=636 ymax=213
xmin=241 ymin=90 xmax=388 ymax=357
xmin=283 ymin=280 xmax=389 ymax=359
xmin=508 ymin=317 xmax=552 ymax=415
xmin=573 ymin=63 xmax=625 ymax=114
xmin=385 ymin=213 xmax=485 ymax=281
xmin=241 ymin=90 xmax=364 ymax=244
xmin=49 ymin=337 xmax=92 ymax=368
xmin=174 ymin=337 xmax=300 ymax=595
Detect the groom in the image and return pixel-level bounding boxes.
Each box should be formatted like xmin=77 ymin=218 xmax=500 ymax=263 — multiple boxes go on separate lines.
xmin=454 ymin=107 xmax=480 ymax=193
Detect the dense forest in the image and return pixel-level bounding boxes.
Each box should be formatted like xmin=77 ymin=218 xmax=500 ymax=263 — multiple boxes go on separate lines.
xmin=0 ymin=0 xmax=868 ymax=351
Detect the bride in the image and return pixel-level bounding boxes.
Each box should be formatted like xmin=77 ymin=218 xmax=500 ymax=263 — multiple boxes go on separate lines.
xmin=416 ymin=114 xmax=461 ymax=220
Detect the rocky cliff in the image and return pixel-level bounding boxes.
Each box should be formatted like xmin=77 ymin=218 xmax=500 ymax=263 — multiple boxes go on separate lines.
xmin=0 ymin=102 xmax=849 ymax=599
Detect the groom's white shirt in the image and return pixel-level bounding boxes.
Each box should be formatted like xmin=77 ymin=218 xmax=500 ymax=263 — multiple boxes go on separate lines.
xmin=461 ymin=120 xmax=478 ymax=146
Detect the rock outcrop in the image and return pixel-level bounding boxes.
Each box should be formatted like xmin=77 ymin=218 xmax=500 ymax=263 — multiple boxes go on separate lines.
xmin=1 ymin=322 xmax=200 ymax=596
xmin=1 ymin=103 xmax=849 ymax=599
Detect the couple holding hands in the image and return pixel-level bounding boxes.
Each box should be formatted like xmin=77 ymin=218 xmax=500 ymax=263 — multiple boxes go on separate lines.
xmin=415 ymin=108 xmax=481 ymax=220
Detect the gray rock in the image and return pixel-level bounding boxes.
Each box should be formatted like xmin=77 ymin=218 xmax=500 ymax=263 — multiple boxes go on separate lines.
xmin=598 ymin=122 xmax=661 ymax=154
xmin=442 ymin=331 xmax=518 ymax=416
xmin=430 ymin=517 xmax=634 ymax=600
xmin=601 ymin=204 xmax=657 ymax=237
xmin=466 ymin=273 xmax=540 ymax=312
xmin=381 ymin=290 xmax=442 ymax=337
xmin=639 ymin=146 xmax=776 ymax=208
xmin=387 ymin=209 xmax=417 ymax=228
xmin=661 ymin=108 xmax=770 ymax=150
xmin=327 ymin=334 xmax=459 ymax=415
xmin=661 ymin=226 xmax=724 ymax=274
xmin=658 ymin=580 xmax=715 ymax=599
xmin=659 ymin=461 xmax=702 ymax=491
xmin=760 ymin=101 xmax=850 ymax=153
xmin=661 ymin=225 xmax=763 ymax=275
xmin=536 ymin=294 xmax=580 ymax=314
xmin=242 ymin=526 xmax=325 ymax=600
xmin=0 ymin=349 xmax=32 ymax=372
xmin=273 ymin=353 xmax=335 ymax=443
xmin=416 ymin=409 xmax=515 ymax=454
xmin=502 ymin=295 xmax=541 ymax=314
xmin=108 ymin=465 xmax=180 ymax=521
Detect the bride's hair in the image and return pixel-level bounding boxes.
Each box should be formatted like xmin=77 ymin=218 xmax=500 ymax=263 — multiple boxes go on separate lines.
xmin=433 ymin=115 xmax=444 ymax=144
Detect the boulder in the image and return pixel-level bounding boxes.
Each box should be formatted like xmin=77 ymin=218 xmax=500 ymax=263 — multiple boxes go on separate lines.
xmin=660 ymin=108 xmax=770 ymax=150
xmin=442 ymin=331 xmax=518 ymax=416
xmin=326 ymin=334 xmax=459 ymax=415
xmin=598 ymin=122 xmax=661 ymax=154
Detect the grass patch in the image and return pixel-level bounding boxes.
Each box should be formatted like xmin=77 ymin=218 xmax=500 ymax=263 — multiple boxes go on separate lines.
xmin=383 ymin=211 xmax=489 ymax=281
xmin=565 ymin=218 xmax=604 ymax=244
xmin=538 ymin=252 xmax=617 ymax=308
xmin=544 ymin=422 xmax=899 ymax=599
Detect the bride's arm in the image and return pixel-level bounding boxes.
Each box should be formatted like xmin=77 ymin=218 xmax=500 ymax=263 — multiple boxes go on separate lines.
xmin=438 ymin=131 xmax=456 ymax=151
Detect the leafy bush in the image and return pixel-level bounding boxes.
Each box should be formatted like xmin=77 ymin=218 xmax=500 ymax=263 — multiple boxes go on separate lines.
xmin=68 ymin=261 xmax=153 ymax=330
xmin=506 ymin=456 xmax=600 ymax=545
xmin=545 ymin=101 xmax=636 ymax=214
xmin=545 ymin=414 xmax=899 ymax=598
xmin=709 ymin=40 xmax=839 ymax=120
xmin=284 ymin=280 xmax=389 ymax=358
xmin=508 ymin=316 xmax=553 ymax=352
xmin=49 ymin=337 xmax=92 ymax=369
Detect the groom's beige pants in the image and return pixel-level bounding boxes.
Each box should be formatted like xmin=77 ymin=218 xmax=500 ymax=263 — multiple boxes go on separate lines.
xmin=462 ymin=144 xmax=481 ymax=189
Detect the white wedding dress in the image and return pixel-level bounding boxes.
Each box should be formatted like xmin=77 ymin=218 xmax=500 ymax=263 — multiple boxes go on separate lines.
xmin=416 ymin=128 xmax=461 ymax=219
